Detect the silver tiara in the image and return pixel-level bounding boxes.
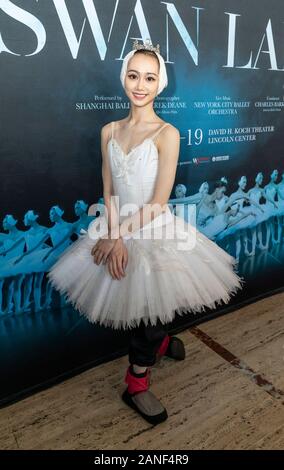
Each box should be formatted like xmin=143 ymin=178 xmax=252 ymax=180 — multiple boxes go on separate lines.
xmin=132 ymin=38 xmax=160 ymax=55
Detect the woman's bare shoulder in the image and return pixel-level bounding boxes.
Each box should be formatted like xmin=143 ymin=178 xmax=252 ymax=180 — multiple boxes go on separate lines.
xmin=101 ymin=121 xmax=115 ymax=143
xmin=156 ymin=120 xmax=179 ymax=136
xmin=101 ymin=119 xmax=126 ymax=139
xmin=164 ymin=122 xmax=179 ymax=132
xmin=160 ymin=122 xmax=180 ymax=141
xmin=155 ymin=122 xmax=180 ymax=155
xmin=101 ymin=121 xmax=112 ymax=136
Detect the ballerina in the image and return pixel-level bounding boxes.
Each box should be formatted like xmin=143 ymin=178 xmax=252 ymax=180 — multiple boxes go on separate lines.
xmin=221 ymin=176 xmax=264 ymax=257
xmin=196 ymin=179 xmax=227 ymax=230
xmin=0 ymin=215 xmax=26 ymax=314
xmin=169 ymin=182 xmax=205 ymax=223
xmin=214 ymin=177 xmax=229 ymax=214
xmin=47 ymin=38 xmax=243 ymax=425
xmin=12 ymin=210 xmax=51 ymax=313
xmin=263 ymin=170 xmax=280 ymax=246
xmin=73 ymin=200 xmax=96 ymax=236
xmin=247 ymin=172 xmax=268 ymax=253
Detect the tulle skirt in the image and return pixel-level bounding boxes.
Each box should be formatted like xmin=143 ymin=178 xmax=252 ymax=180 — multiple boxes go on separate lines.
xmin=47 ymin=214 xmax=244 ymax=330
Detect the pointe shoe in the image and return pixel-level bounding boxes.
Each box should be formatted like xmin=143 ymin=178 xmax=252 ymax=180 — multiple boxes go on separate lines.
xmin=156 ymin=335 xmax=185 ymax=361
xmin=122 ymin=365 xmax=168 ymax=425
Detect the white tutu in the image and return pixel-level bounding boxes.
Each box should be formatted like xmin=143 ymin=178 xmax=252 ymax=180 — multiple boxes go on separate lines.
xmin=47 ymin=212 xmax=243 ymax=330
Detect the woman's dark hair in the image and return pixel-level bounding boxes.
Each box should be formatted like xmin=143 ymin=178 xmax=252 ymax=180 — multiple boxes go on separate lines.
xmin=214 ymin=179 xmax=228 ymax=190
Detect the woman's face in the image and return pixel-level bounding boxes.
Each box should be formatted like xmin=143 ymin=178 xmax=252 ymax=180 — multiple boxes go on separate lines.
xmin=215 ymin=186 xmax=226 ymax=199
xmin=49 ymin=207 xmax=58 ymax=222
xmin=24 ymin=213 xmax=30 ymax=226
xmin=74 ymin=201 xmax=84 ymax=216
xmin=124 ymin=53 xmax=160 ymax=105
xmin=256 ymin=173 xmax=263 ymax=185
xmin=3 ymin=216 xmax=15 ymax=230
xmin=2 ymin=217 xmax=8 ymax=230
xmin=239 ymin=176 xmax=247 ymax=190
xmin=200 ymin=182 xmax=209 ymax=194
xmin=175 ymin=185 xmax=186 ymax=198
xmin=271 ymin=169 xmax=278 ymax=181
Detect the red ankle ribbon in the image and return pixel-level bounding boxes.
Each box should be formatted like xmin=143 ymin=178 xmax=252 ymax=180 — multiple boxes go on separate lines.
xmin=125 ymin=367 xmax=150 ymax=395
xmin=157 ymin=334 xmax=170 ymax=357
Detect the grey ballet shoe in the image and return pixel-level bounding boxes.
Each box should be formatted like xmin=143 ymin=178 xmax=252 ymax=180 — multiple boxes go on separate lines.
xmin=122 ymin=388 xmax=168 ymax=425
xmin=166 ymin=336 xmax=186 ymax=360
xmin=122 ymin=365 xmax=168 ymax=425
xmin=156 ymin=335 xmax=186 ymax=362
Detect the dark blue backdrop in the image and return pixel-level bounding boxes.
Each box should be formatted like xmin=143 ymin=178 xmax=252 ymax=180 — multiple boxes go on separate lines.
xmin=0 ymin=0 xmax=284 ymax=407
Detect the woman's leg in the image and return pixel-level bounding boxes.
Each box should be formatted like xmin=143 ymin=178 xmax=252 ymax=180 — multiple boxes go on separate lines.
xmin=122 ymin=320 xmax=185 ymax=424
xmin=122 ymin=319 xmax=169 ymax=425
xmin=128 ymin=319 xmax=168 ymax=368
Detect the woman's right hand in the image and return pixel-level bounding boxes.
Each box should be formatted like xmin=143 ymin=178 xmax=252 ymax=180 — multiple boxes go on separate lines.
xmin=107 ymin=238 xmax=128 ymax=280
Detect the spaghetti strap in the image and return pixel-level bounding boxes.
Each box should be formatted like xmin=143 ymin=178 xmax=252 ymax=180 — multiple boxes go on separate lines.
xmin=151 ymin=122 xmax=170 ymax=141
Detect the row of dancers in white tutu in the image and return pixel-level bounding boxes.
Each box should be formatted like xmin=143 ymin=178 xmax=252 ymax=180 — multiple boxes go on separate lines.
xmin=1 ymin=169 xmax=283 ymax=316
xmin=169 ymin=169 xmax=284 ymax=260
xmin=0 ymin=202 xmax=95 ymax=315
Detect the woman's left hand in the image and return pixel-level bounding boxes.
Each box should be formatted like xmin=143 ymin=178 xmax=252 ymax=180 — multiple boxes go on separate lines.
xmin=91 ymin=234 xmax=117 ymax=265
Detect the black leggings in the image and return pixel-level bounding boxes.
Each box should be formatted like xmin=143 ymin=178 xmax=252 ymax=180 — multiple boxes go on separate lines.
xmin=128 ymin=319 xmax=169 ymax=367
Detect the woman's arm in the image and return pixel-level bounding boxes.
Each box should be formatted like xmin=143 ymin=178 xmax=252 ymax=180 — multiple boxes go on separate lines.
xmin=101 ymin=124 xmax=120 ymax=233
xmin=227 ymin=211 xmax=255 ymax=227
xmin=109 ymin=125 xmax=180 ymax=239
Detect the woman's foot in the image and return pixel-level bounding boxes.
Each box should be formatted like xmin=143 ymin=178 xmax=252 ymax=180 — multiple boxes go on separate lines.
xmin=156 ymin=335 xmax=186 ymax=361
xmin=122 ymin=365 xmax=168 ymax=425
